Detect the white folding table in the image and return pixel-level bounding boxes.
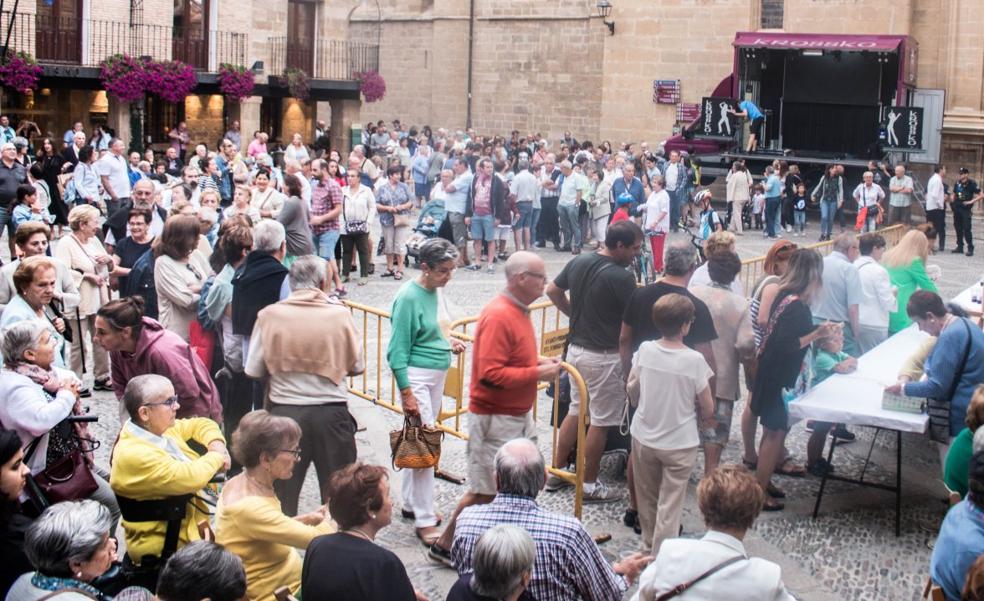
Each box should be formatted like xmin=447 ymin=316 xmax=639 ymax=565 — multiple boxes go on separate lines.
xmin=788 ymin=325 xmax=930 ymax=536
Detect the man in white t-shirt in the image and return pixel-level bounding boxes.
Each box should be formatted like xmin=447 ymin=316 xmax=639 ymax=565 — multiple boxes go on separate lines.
xmin=643 ymin=174 xmax=670 ymax=274
xmin=557 ymin=160 xmax=588 ymax=254
xmin=852 ymin=171 xmax=885 ymax=233
xmin=95 ymin=138 xmax=131 ymax=214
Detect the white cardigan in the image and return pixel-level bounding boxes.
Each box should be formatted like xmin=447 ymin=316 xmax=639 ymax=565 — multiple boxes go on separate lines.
xmin=0 ymin=367 xmax=80 ymax=474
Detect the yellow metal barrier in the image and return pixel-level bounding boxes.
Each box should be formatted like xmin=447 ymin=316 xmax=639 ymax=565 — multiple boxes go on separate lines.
xmin=738 ymin=223 xmax=907 ymax=295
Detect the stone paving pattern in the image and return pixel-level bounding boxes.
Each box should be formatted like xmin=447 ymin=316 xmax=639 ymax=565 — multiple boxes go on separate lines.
xmin=76 ymin=215 xmax=984 ymax=601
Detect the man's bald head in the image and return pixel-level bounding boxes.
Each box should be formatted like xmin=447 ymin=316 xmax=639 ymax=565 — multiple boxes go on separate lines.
xmin=504 ymin=251 xmax=542 ymax=280
xmin=494 ymin=438 xmax=545 ymax=497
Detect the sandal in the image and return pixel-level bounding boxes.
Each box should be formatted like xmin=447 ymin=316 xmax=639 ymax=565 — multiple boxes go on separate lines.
xmin=381 ymin=270 xmax=395 ymax=278
xmin=762 ymin=498 xmax=785 ymax=512
xmin=416 ymin=526 xmax=441 ymax=546
xmin=776 ymin=458 xmax=806 ymax=478
xmin=766 ymin=483 xmax=786 ymax=499
xmin=742 ymin=456 xmax=758 ymax=470
xmin=394 ymin=272 xmax=404 ymax=280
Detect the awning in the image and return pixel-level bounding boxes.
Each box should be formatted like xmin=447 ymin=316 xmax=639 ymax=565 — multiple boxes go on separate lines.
xmin=734 ymin=32 xmax=904 ymax=52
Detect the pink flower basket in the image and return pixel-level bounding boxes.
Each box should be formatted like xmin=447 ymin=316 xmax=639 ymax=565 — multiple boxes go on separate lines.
xmin=218 ymin=63 xmax=255 ymax=102
xmin=0 ymin=51 xmax=43 ymax=94
xmin=354 ymin=70 xmax=386 ymax=103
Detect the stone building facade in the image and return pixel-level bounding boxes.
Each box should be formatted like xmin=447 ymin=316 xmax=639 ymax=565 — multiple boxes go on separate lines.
xmin=353 ymin=0 xmax=984 ymax=174
xmin=1 ymin=0 xmax=374 ymax=154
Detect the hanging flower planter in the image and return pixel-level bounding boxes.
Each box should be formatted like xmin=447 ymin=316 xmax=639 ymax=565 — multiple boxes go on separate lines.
xmin=354 ymin=70 xmax=386 ymax=103
xmin=218 ymin=63 xmax=255 ymax=102
xmin=142 ymin=59 xmax=197 ymax=104
xmin=284 ymin=68 xmax=310 ymax=101
xmin=99 ymin=54 xmax=147 ymax=103
xmin=0 ymin=51 xmax=42 ymax=94
xmin=100 ymin=55 xmax=198 ymax=104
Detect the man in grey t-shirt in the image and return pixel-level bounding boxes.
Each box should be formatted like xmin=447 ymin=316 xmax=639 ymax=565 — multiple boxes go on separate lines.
xmin=888 ymin=164 xmax=914 ymax=225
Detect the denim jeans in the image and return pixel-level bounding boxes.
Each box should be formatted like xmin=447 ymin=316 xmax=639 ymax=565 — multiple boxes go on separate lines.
xmin=0 ymin=204 xmax=11 ymax=237
xmin=557 ymin=202 xmax=581 ymax=249
xmin=765 ymin=197 xmax=781 ymax=237
xmin=667 ymin=188 xmax=682 ymax=231
xmin=530 ymin=207 xmax=541 ymax=245
xmin=794 ymin=210 xmax=806 ymax=232
xmin=820 ymin=200 xmax=837 ymax=237
xmin=313 ymin=230 xmax=341 ymax=261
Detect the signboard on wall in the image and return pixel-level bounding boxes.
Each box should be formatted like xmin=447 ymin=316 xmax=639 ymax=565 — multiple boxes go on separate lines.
xmin=883 ymin=106 xmax=923 ymax=151
xmin=695 ymin=97 xmax=738 ymax=139
xmin=676 ymin=103 xmax=701 ymax=123
xmin=653 ymin=80 xmax=680 ymax=104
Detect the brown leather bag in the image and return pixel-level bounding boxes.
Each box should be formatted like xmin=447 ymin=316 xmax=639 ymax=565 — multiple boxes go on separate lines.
xmin=389 ymin=417 xmax=443 ymax=470
xmin=24 ymin=438 xmax=99 ymax=513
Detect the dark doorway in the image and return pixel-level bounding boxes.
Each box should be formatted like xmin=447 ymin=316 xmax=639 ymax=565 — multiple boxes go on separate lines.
xmin=286 ymin=0 xmax=316 ymax=74
xmin=173 ymin=0 xmax=209 ymax=68
xmin=260 ymin=97 xmax=283 ymax=145
xmin=36 ymin=0 xmax=82 ymax=64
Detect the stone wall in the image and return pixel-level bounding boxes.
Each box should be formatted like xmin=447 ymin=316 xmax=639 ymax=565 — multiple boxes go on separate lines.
xmin=184 ymin=94 xmax=226 ymax=148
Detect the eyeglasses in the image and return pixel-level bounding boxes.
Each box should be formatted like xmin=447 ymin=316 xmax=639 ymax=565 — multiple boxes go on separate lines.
xmin=280 ymin=448 xmax=302 ymax=459
xmin=522 ymin=271 xmax=547 ymax=280
xmin=142 ymin=395 xmax=178 ymax=409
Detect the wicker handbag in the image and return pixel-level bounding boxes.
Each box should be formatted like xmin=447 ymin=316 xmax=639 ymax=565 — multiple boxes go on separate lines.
xmin=389 ymin=417 xmax=443 ymax=470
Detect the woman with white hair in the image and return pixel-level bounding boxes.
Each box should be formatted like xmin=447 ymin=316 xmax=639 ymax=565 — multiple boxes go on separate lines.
xmin=446 ymin=524 xmax=535 ymax=601
xmin=284 ymin=133 xmax=309 ymax=164
xmin=8 ymin=500 xmax=152 ymax=600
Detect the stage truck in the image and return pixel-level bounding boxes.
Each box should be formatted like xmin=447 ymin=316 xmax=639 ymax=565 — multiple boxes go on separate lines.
xmin=665 ymin=32 xmax=943 ymax=192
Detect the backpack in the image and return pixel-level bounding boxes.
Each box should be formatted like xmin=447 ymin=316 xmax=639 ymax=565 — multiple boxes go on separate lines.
xmin=62 ymin=177 xmax=77 ymax=205
xmin=123 ymin=248 xmax=159 ymax=320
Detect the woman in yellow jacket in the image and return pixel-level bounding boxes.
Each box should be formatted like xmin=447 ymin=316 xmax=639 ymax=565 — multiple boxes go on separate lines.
xmin=110 ymin=373 xmax=230 ymax=565
xmin=215 ymin=410 xmax=336 ymax=601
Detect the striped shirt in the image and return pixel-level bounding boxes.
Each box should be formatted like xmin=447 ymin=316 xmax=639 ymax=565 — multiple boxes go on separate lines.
xmin=451 ymin=494 xmax=627 ymax=601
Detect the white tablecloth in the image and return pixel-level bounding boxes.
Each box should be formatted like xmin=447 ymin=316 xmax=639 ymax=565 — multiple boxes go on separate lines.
xmin=953 ymin=283 xmax=983 ymax=316
xmin=788 ymin=325 xmax=930 ymax=433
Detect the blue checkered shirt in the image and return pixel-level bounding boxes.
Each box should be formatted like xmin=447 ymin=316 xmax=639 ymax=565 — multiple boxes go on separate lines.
xmin=451 ymin=494 xmax=627 ymax=601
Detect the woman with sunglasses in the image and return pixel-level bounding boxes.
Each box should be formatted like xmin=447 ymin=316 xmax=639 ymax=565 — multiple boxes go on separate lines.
xmin=215 ymin=410 xmax=334 ymax=601
xmin=152 ymin=215 xmax=213 ymax=343
xmin=93 ymin=296 xmax=222 ymax=423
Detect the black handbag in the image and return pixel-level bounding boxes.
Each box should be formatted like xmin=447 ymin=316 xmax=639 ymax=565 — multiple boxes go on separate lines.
xmin=928 ymin=319 xmax=973 ymax=444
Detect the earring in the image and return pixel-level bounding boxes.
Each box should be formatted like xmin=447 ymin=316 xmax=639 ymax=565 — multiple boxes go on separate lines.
xmin=370 ymin=514 xmax=376 ymax=519
xmin=76 ymin=572 xmax=83 ymax=579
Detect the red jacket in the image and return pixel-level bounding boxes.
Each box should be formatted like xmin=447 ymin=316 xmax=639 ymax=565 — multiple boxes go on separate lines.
xmin=110 ymin=317 xmax=223 ymax=423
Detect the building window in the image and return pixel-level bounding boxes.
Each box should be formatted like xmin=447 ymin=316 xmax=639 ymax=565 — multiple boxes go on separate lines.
xmin=761 ymin=0 xmax=783 ymax=28
xmin=146 ymin=96 xmax=185 ymax=145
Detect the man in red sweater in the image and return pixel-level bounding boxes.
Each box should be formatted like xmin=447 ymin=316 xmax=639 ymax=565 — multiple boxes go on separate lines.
xmin=429 ymin=251 xmax=561 ymax=566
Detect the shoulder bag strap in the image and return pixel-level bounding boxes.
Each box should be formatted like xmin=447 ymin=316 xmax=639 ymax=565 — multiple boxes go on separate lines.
xmin=655 ymin=556 xmax=746 ymax=601
xmin=944 ymin=319 xmax=974 ymax=404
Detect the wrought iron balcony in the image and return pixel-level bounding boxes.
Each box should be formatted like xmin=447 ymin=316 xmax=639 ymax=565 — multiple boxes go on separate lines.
xmin=0 ymin=11 xmax=247 ymax=70
xmin=268 ymin=37 xmax=379 ymax=81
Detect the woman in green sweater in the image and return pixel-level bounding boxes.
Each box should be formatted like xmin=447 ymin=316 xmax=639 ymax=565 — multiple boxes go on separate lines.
xmin=386 ymin=238 xmax=465 ymax=546
xmin=883 ymin=230 xmax=938 ymax=333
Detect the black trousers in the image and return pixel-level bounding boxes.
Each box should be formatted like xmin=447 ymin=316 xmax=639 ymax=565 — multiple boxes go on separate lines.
xmin=780 ymin=196 xmax=794 ymax=228
xmin=926 ymin=208 xmax=946 ymax=251
xmin=270 ymin=403 xmax=358 ymax=516
xmin=954 ymin=207 xmax=974 ymax=250
xmin=341 ymin=232 xmax=371 ymax=277
xmin=538 ymin=197 xmax=560 ymax=245
xmin=218 ymin=369 xmax=256 ymax=476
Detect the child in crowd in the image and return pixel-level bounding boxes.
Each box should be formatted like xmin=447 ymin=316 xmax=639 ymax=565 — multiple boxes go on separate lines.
xmin=627 ymin=293 xmax=714 ymax=553
xmin=806 ymin=328 xmax=856 ymax=476
xmin=610 ymin=195 xmax=633 ymax=224
xmin=793 ymin=183 xmax=808 ymax=237
xmin=11 ymin=184 xmax=53 ymax=230
xmin=752 ymin=183 xmax=765 ymax=230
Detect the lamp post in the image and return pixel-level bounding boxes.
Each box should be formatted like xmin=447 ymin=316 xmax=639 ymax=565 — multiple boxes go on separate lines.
xmin=596 ymin=0 xmax=615 ymax=36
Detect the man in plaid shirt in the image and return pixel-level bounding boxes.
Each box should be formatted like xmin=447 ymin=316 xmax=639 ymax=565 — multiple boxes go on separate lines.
xmin=309 ymin=159 xmax=343 ymax=281
xmin=451 ymin=438 xmax=651 ymax=600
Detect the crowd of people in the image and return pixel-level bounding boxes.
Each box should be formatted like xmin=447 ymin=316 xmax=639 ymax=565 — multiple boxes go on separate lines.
xmin=0 ymin=113 xmax=980 ymax=601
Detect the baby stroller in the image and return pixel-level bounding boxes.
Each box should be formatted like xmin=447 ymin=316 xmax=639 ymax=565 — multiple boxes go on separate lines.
xmin=406 ymin=197 xmax=448 ymax=266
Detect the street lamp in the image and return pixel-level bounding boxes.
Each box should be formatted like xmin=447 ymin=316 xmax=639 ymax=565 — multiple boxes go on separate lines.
xmin=596 ymin=0 xmax=615 ymax=36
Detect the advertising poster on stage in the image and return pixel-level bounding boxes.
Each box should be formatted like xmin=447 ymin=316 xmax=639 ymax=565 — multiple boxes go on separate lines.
xmin=696 ymin=97 xmax=738 ymax=139
xmin=883 ymin=106 xmax=923 ymax=151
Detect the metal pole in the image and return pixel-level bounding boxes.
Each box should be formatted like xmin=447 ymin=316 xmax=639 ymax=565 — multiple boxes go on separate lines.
xmin=465 ymin=0 xmax=474 ymax=129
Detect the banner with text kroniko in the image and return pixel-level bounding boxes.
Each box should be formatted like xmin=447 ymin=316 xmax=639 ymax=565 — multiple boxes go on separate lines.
xmin=883 ymin=107 xmax=924 ymax=152
xmin=733 ymin=33 xmax=904 ymax=53
xmin=695 ymin=97 xmax=738 ymax=140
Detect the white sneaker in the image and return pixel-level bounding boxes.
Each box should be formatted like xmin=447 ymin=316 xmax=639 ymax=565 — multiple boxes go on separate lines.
xmin=583 ymin=482 xmax=622 ymax=504
xmin=786 ymin=225 xmax=792 ymax=233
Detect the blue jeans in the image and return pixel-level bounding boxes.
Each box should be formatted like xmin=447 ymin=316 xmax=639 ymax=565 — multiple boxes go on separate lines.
xmin=515 ymin=201 xmax=533 ymax=229
xmin=557 ymin=203 xmax=581 ymax=249
xmin=469 ymin=214 xmax=495 ymax=241
xmin=667 ymin=188 xmax=682 ymax=231
xmin=530 ymin=208 xmax=541 ymax=245
xmin=313 ymin=230 xmax=341 ymax=261
xmin=794 ymin=210 xmax=806 ymax=232
xmin=820 ymin=200 xmax=837 ymax=237
xmin=0 ymin=205 xmax=11 ymax=238
xmin=765 ymin=197 xmax=781 ymax=237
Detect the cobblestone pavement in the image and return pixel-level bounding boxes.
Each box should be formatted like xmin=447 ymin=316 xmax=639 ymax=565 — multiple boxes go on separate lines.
xmin=74 ymin=216 xmax=981 ymax=601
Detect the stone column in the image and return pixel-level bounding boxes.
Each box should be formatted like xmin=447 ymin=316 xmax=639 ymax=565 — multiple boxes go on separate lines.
xmin=107 ymin=99 xmax=132 ymax=147
xmin=234 ymin=96 xmax=263 ymax=145
xmin=329 ymin=98 xmax=361 ymax=154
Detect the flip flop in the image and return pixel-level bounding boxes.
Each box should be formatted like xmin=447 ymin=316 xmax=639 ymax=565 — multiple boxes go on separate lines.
xmin=742 ymin=457 xmax=757 ymax=470
xmin=416 ymin=527 xmax=441 ymax=546
xmin=776 ymin=458 xmax=806 ymax=478
xmin=762 ymin=498 xmax=785 ymax=512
